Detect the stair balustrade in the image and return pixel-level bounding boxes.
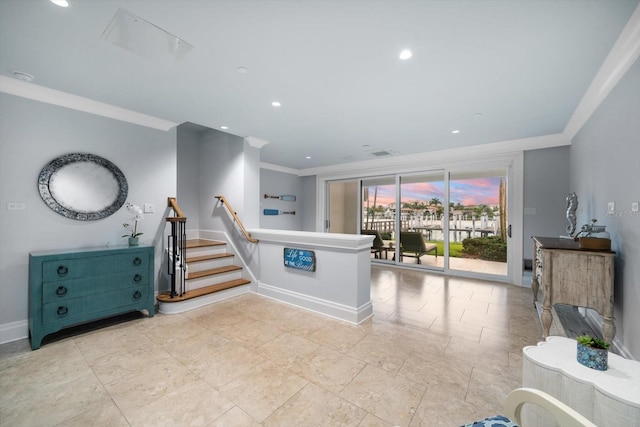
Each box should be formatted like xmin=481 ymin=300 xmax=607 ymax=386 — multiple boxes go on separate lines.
xmin=166 ymin=197 xmax=187 ymax=298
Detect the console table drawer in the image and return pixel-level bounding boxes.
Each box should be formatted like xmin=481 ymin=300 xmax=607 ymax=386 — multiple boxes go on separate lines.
xmin=42 ymin=286 xmax=149 ymax=324
xmin=42 ymin=252 xmax=148 ymax=282
xmin=42 ymin=271 xmax=149 ymax=303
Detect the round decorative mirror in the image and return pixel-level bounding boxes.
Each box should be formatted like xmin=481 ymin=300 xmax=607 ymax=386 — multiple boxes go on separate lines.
xmin=38 ymin=153 xmax=128 ymax=221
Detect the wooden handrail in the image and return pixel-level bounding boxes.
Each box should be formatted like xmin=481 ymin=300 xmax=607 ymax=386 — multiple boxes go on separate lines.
xmin=215 ymin=195 xmax=259 ymax=243
xmin=167 ymin=197 xmax=187 ymax=222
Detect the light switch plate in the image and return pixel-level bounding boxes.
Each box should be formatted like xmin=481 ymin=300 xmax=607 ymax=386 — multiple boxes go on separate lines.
xmin=144 ymin=203 xmax=155 ymax=213
xmin=633 ymin=202 xmax=639 ymax=212
xmin=607 ymin=202 xmax=615 ymax=212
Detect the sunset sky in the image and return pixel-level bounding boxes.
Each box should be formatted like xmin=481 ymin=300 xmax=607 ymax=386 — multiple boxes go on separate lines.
xmin=364 ymin=177 xmax=502 ymax=208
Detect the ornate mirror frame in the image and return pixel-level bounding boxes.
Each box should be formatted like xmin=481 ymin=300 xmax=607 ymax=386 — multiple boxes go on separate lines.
xmin=38 ymin=153 xmax=128 ymax=221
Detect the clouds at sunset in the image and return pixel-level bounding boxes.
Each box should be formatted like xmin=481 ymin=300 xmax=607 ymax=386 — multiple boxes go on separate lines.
xmin=363 ymin=177 xmax=502 ymax=207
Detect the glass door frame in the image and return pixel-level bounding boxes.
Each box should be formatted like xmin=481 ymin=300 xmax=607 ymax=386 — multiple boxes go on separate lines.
xmin=317 ymin=153 xmax=524 ymax=286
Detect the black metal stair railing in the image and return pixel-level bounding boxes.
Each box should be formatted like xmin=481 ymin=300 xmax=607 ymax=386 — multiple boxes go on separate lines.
xmin=166 ymin=197 xmax=187 ymax=298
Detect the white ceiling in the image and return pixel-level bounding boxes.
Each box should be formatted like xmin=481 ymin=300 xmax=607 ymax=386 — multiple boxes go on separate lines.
xmin=0 ymin=0 xmax=638 ymax=170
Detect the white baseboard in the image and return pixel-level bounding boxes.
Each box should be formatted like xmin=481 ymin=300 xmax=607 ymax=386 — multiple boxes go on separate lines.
xmin=0 ymin=320 xmax=28 ymax=345
xmin=158 ymin=284 xmax=250 ymax=315
xmin=257 ymin=282 xmax=373 ymax=325
xmin=585 ymin=309 xmax=635 ymax=360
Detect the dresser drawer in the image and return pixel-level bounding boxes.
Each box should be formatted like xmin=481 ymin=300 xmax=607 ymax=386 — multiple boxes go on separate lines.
xmin=42 ymin=286 xmax=149 ymax=324
xmin=42 ymin=251 xmax=149 ymax=282
xmin=30 ymin=245 xmax=155 ymax=350
xmin=42 ymin=270 xmax=149 ymax=303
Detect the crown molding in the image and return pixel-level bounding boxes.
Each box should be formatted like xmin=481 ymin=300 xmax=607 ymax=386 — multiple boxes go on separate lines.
xmin=260 ymin=162 xmax=300 ymax=175
xmin=563 ymin=3 xmax=640 ymax=139
xmin=0 ymin=75 xmax=177 ymax=131
xmin=297 ymin=133 xmax=569 ymax=177
xmin=245 ymin=136 xmax=270 ymax=149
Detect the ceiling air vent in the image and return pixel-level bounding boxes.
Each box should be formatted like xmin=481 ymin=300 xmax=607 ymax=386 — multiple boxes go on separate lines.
xmin=368 ymin=150 xmax=393 ymax=157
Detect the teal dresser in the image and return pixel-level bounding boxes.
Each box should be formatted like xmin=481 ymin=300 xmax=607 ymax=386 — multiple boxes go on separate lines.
xmin=29 ymin=245 xmax=155 ymax=350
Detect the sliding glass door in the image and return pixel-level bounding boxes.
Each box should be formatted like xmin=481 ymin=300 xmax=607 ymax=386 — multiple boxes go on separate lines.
xmin=447 ymin=169 xmax=508 ymax=277
xmin=361 ymin=176 xmax=396 ymax=261
xmin=398 ymin=173 xmax=445 ymax=269
xmin=328 ymin=159 xmax=517 ymax=282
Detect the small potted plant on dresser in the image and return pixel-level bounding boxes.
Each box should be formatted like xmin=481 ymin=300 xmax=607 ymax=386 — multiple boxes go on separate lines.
xmin=576 ymin=335 xmax=610 ymax=371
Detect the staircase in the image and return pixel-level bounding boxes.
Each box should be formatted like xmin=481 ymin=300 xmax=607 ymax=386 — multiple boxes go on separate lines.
xmin=157 ymin=238 xmax=251 ymax=314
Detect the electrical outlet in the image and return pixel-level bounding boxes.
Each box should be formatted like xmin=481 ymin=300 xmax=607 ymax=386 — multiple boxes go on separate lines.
xmin=607 ymin=202 xmax=615 ymax=212
xmin=7 ymin=202 xmax=25 ymax=211
xmin=144 ymin=203 xmax=155 ymax=213
xmin=633 ymin=202 xmax=639 ymax=212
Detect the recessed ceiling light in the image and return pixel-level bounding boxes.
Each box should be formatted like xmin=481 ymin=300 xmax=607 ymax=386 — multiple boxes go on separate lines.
xmin=50 ymin=0 xmax=69 ymax=7
xmin=473 ymin=113 xmax=483 ymax=118
xmin=237 ymin=66 xmax=247 ymax=74
xmin=306 ymin=156 xmax=311 ymax=159
xmin=399 ymin=49 xmax=412 ymax=60
xmin=451 ymin=130 xmax=460 ymax=134
xmin=271 ymin=101 xmax=281 ymax=107
xmin=220 ymin=125 xmax=228 ymax=130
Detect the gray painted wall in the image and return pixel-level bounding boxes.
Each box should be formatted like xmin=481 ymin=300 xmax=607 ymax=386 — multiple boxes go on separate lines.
xmin=197 ymin=129 xmax=249 ymax=232
xmin=522 ymin=146 xmax=571 ymax=262
xmin=176 ymin=126 xmax=201 ymax=227
xmin=571 ymin=58 xmax=640 ymax=359
xmin=0 ymin=93 xmax=176 ymax=334
xmin=300 ymin=175 xmax=317 ymax=231
xmin=259 ymin=169 xmax=302 ymax=230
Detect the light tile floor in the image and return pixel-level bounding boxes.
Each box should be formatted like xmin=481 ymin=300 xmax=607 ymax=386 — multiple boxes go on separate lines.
xmin=0 ymin=266 xmax=542 ymax=427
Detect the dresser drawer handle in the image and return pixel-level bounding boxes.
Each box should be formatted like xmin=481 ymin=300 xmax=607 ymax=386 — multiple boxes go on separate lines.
xmin=57 ymin=265 xmax=69 ymax=276
xmin=133 ymin=290 xmax=142 ymax=300
xmin=57 ymin=306 xmax=68 ymax=317
xmin=56 ymin=286 xmax=68 ymax=296
xmin=133 ymin=257 xmax=142 ymax=266
xmin=133 ymin=274 xmax=142 ymax=283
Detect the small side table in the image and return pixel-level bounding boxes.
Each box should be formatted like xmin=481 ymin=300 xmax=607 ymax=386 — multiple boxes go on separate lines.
xmin=522 ymin=336 xmax=640 ymax=427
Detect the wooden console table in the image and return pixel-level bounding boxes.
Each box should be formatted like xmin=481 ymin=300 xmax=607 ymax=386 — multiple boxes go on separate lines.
xmin=531 ymin=236 xmax=615 ymax=343
xmin=522 ymin=337 xmax=640 ymax=426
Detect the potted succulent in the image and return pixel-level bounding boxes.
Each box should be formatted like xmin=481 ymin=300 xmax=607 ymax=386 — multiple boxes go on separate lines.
xmin=576 ymin=334 xmax=610 ymax=371
xmin=122 ymin=202 xmax=144 ymax=246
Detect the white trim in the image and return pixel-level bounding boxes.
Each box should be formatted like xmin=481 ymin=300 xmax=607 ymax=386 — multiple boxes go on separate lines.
xmin=300 ymin=133 xmax=568 ymax=178
xmin=0 ymin=320 xmax=28 ymax=345
xmin=584 ymin=309 xmax=636 ymax=361
xmin=257 ymin=282 xmax=373 ymax=324
xmin=0 ymin=75 xmax=177 ymax=131
xmin=260 ymin=162 xmax=300 ymax=176
xmin=158 ymin=284 xmax=250 ymax=315
xmin=564 ymin=3 xmax=640 ymax=139
xmin=248 ymin=228 xmax=373 ymax=251
xmin=245 ymin=136 xmax=270 ymax=149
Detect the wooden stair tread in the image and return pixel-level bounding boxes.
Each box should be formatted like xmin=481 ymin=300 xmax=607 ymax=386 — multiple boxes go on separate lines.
xmin=157 ymin=279 xmax=251 ymax=303
xmin=187 ymin=253 xmax=234 ymax=263
xmin=187 ymin=265 xmax=242 ymax=279
xmin=186 ymin=239 xmax=225 ymax=249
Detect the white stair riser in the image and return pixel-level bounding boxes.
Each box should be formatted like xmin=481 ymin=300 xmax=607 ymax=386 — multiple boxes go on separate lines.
xmin=188 ymin=257 xmax=234 ymax=273
xmin=186 ymin=245 xmax=226 ymax=258
xmin=186 ymin=270 xmax=243 ymax=291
